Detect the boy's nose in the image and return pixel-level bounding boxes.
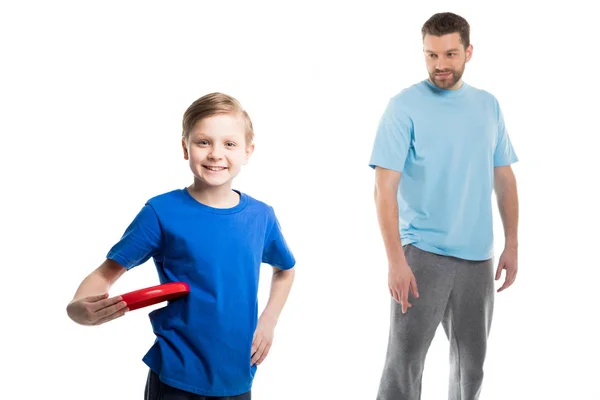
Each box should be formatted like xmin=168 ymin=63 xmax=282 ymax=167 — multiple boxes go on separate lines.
xmin=208 ymin=147 xmax=224 ymax=159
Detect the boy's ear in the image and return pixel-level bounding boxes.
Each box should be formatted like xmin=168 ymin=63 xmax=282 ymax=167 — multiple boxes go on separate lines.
xmin=182 ymin=138 xmax=189 ymax=160
xmin=243 ymin=143 xmax=255 ymax=165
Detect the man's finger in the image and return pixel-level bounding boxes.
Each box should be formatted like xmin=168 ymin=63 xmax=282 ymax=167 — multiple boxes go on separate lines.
xmin=401 ymin=287 xmax=411 ymax=314
xmin=495 ymin=263 xmax=504 ymax=280
xmin=390 ymin=289 xmax=399 ymax=304
xmin=497 ymin=277 xmax=509 ymax=292
xmin=507 ymin=270 xmax=517 ymax=288
xmin=410 ymin=279 xmax=419 ymax=298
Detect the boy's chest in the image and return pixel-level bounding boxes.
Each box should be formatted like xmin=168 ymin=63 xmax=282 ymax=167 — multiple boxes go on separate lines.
xmin=160 ymin=213 xmax=269 ymax=275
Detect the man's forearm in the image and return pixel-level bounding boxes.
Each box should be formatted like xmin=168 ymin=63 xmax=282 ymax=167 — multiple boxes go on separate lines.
xmin=375 ymin=186 xmax=407 ymax=266
xmin=496 ymin=173 xmax=519 ymax=248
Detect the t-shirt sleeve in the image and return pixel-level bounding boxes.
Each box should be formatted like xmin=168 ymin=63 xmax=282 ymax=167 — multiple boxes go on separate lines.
xmin=106 ymin=204 xmax=163 ymax=270
xmin=262 ymin=207 xmax=295 ymax=270
xmin=368 ymin=98 xmax=413 ymax=172
xmin=493 ymin=101 xmax=519 ymax=167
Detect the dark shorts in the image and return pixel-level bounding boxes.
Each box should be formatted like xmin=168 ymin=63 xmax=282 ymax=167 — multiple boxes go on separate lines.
xmin=144 ymin=370 xmax=251 ymax=400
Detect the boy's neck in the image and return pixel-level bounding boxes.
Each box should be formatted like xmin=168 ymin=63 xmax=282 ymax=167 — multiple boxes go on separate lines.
xmin=187 ymin=181 xmax=240 ymax=209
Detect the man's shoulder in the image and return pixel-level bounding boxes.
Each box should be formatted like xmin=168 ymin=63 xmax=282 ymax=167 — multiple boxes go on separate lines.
xmin=389 ymin=80 xmax=428 ymax=103
xmin=465 ymin=83 xmax=500 ymax=103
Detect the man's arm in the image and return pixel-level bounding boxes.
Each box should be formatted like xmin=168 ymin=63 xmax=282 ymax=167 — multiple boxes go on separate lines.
xmin=374 ymin=167 xmax=406 ymax=266
xmin=494 ymin=165 xmax=519 ymax=247
xmin=494 ymin=165 xmax=519 ymax=292
xmin=375 ymin=167 xmax=419 ymax=312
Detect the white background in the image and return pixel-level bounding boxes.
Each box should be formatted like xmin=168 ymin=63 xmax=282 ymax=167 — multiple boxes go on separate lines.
xmin=1 ymin=1 xmax=599 ymax=399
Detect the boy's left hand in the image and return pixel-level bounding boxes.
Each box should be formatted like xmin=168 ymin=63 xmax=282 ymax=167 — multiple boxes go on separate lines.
xmin=251 ymin=316 xmax=276 ymax=366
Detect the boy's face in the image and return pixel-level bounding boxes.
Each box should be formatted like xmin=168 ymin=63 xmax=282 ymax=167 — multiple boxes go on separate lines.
xmin=182 ymin=113 xmax=254 ymax=189
xmin=423 ymin=32 xmax=472 ymax=90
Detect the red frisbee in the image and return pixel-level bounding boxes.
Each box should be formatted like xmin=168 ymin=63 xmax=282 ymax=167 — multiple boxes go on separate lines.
xmin=119 ymin=282 xmax=190 ymax=311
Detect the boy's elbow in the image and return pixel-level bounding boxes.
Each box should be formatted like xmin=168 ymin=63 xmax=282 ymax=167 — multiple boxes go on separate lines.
xmin=97 ymin=259 xmax=127 ymax=284
xmin=274 ymin=266 xmax=295 ymax=279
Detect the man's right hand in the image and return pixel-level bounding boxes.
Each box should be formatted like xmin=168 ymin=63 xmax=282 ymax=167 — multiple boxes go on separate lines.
xmin=388 ymin=262 xmax=419 ymax=314
xmin=66 ymin=293 xmax=128 ymax=326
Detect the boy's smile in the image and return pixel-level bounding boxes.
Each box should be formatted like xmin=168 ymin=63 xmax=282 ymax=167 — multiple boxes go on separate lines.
xmin=202 ymin=165 xmax=228 ymax=172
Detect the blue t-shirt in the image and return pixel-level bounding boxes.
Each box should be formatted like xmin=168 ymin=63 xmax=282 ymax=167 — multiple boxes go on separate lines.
xmin=106 ymin=188 xmax=295 ymax=396
xmin=369 ymin=80 xmax=518 ymax=261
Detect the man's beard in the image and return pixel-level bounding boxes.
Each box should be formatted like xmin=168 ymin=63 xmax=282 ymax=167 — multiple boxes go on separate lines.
xmin=429 ymin=65 xmax=465 ymax=89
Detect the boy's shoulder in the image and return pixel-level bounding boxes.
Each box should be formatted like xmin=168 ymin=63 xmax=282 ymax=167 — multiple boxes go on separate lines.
xmin=145 ymin=188 xmax=187 ymax=207
xmin=239 ymin=192 xmax=278 ymax=222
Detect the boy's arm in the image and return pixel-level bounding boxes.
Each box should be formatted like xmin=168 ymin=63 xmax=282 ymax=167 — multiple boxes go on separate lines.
xmin=259 ymin=266 xmax=295 ymax=324
xmin=71 ymin=259 xmax=127 ymax=300
xmin=66 ymin=259 xmax=128 ymax=325
xmin=66 ymin=203 xmax=161 ymax=326
xmin=251 ymin=266 xmax=295 ymax=366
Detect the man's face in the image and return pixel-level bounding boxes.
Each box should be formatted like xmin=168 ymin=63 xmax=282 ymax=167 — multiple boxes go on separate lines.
xmin=423 ymin=32 xmax=472 ymax=90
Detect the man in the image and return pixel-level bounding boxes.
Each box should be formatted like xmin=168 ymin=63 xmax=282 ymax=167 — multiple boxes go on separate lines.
xmin=369 ymin=12 xmax=519 ymax=400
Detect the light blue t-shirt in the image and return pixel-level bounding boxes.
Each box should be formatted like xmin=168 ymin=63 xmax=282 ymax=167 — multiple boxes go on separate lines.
xmin=106 ymin=188 xmax=295 ymax=397
xmin=369 ymin=79 xmax=518 ymax=261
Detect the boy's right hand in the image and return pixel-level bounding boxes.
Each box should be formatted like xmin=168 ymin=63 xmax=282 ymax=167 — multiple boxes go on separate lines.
xmin=388 ymin=262 xmax=419 ymax=314
xmin=66 ymin=293 xmax=128 ymax=326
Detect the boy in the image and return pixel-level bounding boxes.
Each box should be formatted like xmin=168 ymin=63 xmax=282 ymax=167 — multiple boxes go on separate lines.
xmin=66 ymin=92 xmax=296 ymax=399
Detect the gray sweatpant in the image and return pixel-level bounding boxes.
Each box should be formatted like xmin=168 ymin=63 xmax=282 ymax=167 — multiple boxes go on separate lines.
xmin=377 ymin=244 xmax=495 ymax=400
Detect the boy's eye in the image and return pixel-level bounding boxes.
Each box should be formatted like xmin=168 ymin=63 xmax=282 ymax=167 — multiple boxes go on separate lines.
xmin=197 ymin=140 xmax=209 ymax=145
xmin=225 ymin=142 xmax=236 ymax=147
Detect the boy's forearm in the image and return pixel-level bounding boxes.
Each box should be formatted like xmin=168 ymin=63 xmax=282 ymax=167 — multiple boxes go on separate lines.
xmin=260 ymin=268 xmax=295 ymax=323
xmin=71 ymin=259 xmax=126 ymax=302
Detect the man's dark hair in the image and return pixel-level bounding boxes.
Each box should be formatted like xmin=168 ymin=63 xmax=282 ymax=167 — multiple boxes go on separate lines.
xmin=422 ymin=12 xmax=470 ymax=48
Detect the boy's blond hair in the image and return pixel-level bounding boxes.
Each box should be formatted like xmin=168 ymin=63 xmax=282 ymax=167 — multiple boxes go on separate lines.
xmin=182 ymin=92 xmax=254 ymax=146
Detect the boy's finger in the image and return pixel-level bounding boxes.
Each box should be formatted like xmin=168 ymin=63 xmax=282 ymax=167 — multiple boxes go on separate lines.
xmin=92 ymin=296 xmax=123 ymax=312
xmin=93 ymin=308 xmax=127 ymax=326
xmin=251 ymin=337 xmax=261 ymax=356
xmin=85 ymin=293 xmax=108 ymax=303
xmin=96 ymin=301 xmax=128 ymax=318
xmin=256 ymin=344 xmax=271 ymax=365
xmin=251 ymin=342 xmax=267 ymax=365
